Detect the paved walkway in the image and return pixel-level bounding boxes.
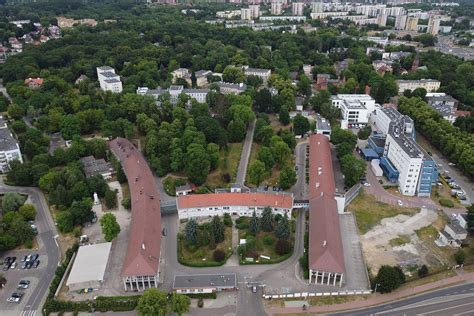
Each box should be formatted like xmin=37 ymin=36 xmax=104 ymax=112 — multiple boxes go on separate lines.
xmin=235 ymin=119 xmax=256 ymax=185
xmin=266 ymin=272 xmax=474 ymax=315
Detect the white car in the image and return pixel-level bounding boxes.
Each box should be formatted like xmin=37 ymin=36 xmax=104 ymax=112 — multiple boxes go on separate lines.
xmin=397 ymin=200 xmax=403 ymax=207
xmin=363 ymin=182 xmax=371 ymax=187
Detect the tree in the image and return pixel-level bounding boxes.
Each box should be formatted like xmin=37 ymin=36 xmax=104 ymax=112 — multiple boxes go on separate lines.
xmin=279 ymin=167 xmax=297 ymax=190
xmin=293 ymin=114 xmax=310 ymax=136
xmin=211 ymin=215 xmax=225 ymax=244
xmin=254 ymin=89 xmax=273 ymax=113
xmin=357 ymin=126 xmax=372 ymax=140
xmin=185 ymin=218 xmax=198 ymax=245
xmin=100 ymin=213 xmax=121 ymax=242
xmin=2 ymin=193 xmax=25 ymax=213
xmin=418 ymin=264 xmax=429 ymax=278
xmin=261 ymin=207 xmax=274 ymax=232
xmin=272 ymin=141 xmax=291 ymax=166
xmin=411 ymin=87 xmax=427 ymax=99
xmin=104 ymin=189 xmax=117 ymax=209
xmin=19 ymin=204 xmax=36 ymax=221
xmin=248 ymin=160 xmax=266 ymax=187
xmin=414 ymin=33 xmax=437 ymax=47
xmin=185 ymin=144 xmax=210 ymax=185
xmin=227 ymin=119 xmax=247 ymax=143
xmin=257 ymin=146 xmax=275 ymax=171
xmin=275 ymin=239 xmax=292 ymax=255
xmin=213 ymin=249 xmax=226 ymax=262
xmin=170 ymin=293 xmax=191 ymax=316
xmin=222 ymin=66 xmax=244 ymax=83
xmin=275 ymin=214 xmax=290 ymax=240
xmin=279 ymin=106 xmax=290 ymax=125
xmin=297 ymin=74 xmax=312 ymax=97
xmin=454 ymin=249 xmax=466 ymax=265
xmin=281 ymin=130 xmax=296 ymax=150
xmin=374 ymin=265 xmax=405 ymax=293
xmin=137 ymin=288 xmax=169 ymax=316
xmin=249 ymin=210 xmax=260 ymax=236
xmin=340 ymin=155 xmax=366 ymax=187
xmin=467 ymin=205 xmax=474 ymax=233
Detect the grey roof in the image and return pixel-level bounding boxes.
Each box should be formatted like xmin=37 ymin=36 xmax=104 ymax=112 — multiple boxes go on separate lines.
xmin=369 ymin=136 xmax=386 ymax=148
xmin=169 ymin=85 xmax=184 ymax=91
xmin=195 ymin=70 xmax=212 ymax=77
xmin=100 ymin=71 xmax=119 ymax=78
xmin=66 ymin=242 xmax=112 ymax=287
xmin=176 ymin=183 xmax=192 ymax=192
xmin=97 ymin=66 xmax=114 ymax=71
xmin=104 ymin=78 xmax=120 ymax=84
xmin=173 ymin=274 xmax=236 ymax=290
xmin=244 ymin=68 xmax=271 ymax=74
xmin=217 ymin=82 xmax=247 ymax=91
xmin=185 ymin=89 xmax=210 ymax=93
xmin=0 ymin=128 xmax=20 ymax=152
xmin=447 ymin=223 xmax=467 ymax=235
xmin=80 ymin=155 xmax=113 ymax=177
xmin=316 ymin=115 xmax=331 ymax=131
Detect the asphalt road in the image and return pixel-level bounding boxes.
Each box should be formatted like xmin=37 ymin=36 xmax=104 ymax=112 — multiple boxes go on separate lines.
xmin=0 ymin=183 xmax=60 ymax=315
xmin=436 ymin=35 xmax=474 ymax=61
xmin=331 ymin=282 xmax=474 ymax=316
xmin=235 ymin=118 xmax=256 ymax=186
xmin=291 ymin=141 xmax=307 ymax=199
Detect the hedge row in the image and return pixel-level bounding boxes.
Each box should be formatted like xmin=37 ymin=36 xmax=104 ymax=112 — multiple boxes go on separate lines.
xmin=178 ymin=250 xmax=233 ymax=267
xmin=184 ymin=293 xmax=217 ymax=299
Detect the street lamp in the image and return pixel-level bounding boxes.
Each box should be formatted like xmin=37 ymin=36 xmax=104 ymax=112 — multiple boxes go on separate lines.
xmin=374 ymin=283 xmax=381 ymax=294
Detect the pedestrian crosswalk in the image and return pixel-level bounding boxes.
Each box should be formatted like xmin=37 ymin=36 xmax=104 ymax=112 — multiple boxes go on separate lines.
xmin=20 ymin=310 xmax=36 ymax=316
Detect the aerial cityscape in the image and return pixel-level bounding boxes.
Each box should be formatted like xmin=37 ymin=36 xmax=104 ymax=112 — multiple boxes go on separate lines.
xmin=0 ymin=0 xmax=473 ymax=315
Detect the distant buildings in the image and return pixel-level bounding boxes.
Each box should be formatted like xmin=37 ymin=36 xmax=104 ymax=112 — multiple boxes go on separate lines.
xmin=243 ymin=67 xmax=271 ymax=83
xmin=292 ymin=2 xmax=304 ymax=16
xmin=80 ymin=155 xmax=114 ymax=179
xmin=427 ymin=15 xmax=441 ymax=35
xmin=241 ymin=8 xmax=253 ymax=20
xmin=405 ymin=16 xmax=419 ymax=31
xmin=271 ymin=2 xmax=282 ymax=15
xmin=0 ymin=117 xmax=23 ymax=173
xmin=372 ymin=107 xmax=438 ymax=197
xmin=331 ymin=94 xmax=378 ymax=129
xmin=96 ymin=66 xmax=122 ymax=93
xmin=216 ymin=82 xmax=247 ymax=95
xmin=396 ymin=79 xmax=440 ymax=94
xmin=426 ymin=93 xmax=459 ymax=124
xmin=137 ymin=86 xmax=209 ymax=105
xmin=57 ymin=16 xmax=97 ymax=28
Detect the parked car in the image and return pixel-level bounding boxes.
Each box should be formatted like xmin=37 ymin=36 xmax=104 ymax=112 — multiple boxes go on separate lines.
xmin=31 ymin=254 xmax=39 ymax=262
xmin=21 ymin=262 xmax=28 ymax=269
xmin=10 ymin=262 xmax=16 ymax=269
xmin=33 ymin=260 xmax=40 ymax=269
xmin=7 ymin=292 xmax=23 ymax=303
xmin=26 ymin=261 xmax=33 ymax=269
xmin=252 ymin=286 xmax=257 ymax=293
xmin=17 ymin=280 xmax=30 ymax=289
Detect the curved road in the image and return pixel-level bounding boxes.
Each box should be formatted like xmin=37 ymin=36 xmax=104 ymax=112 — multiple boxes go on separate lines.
xmin=0 ymin=183 xmax=60 ymax=314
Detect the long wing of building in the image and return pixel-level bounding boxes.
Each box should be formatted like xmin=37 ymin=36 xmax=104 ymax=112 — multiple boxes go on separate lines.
xmin=109 ymin=138 xmax=162 ymax=291
xmin=308 ymin=134 xmax=345 ymax=286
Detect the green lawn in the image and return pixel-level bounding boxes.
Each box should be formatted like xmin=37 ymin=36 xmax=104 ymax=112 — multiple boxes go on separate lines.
xmin=206 ymin=143 xmax=242 ymax=189
xmin=347 ymin=191 xmax=419 ymax=234
xmin=177 ymin=226 xmax=233 ymax=267
xmin=389 ymin=235 xmax=410 ymax=247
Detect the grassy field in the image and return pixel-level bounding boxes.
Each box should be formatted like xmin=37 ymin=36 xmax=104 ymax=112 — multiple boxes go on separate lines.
xmin=389 ymin=235 xmax=411 ymax=247
xmin=347 ymin=191 xmax=419 ymax=234
xmin=206 ymin=143 xmax=242 ymax=189
xmin=178 ymin=226 xmax=233 ymax=267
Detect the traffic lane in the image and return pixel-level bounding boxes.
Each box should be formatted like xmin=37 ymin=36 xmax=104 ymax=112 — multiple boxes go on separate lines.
xmin=236 ymin=284 xmax=267 ymax=316
xmin=331 ymin=282 xmax=474 ymax=316
xmin=376 ymin=297 xmax=474 ymax=316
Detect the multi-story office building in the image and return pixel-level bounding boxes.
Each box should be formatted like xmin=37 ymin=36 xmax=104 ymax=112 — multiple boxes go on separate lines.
xmin=96 ymin=66 xmax=122 ymax=93
xmin=311 ymin=1 xmax=324 ymax=13
xmin=249 ymin=4 xmax=260 ymax=18
xmin=292 ymin=2 xmax=304 ymax=16
xmin=0 ymin=117 xmax=23 ymax=173
xmin=241 ymin=8 xmax=253 ymax=20
xmin=426 ymin=93 xmax=459 ymax=124
xmin=331 ymin=94 xmax=378 ymax=129
xmin=427 ymin=15 xmax=441 ymax=35
xmin=372 ymin=107 xmax=438 ymax=197
xmin=396 ymin=79 xmax=441 ymax=94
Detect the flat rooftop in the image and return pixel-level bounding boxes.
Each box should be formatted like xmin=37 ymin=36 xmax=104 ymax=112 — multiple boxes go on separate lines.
xmin=66 ymin=242 xmax=112 ymax=287
xmin=173 ymin=274 xmax=236 ymax=289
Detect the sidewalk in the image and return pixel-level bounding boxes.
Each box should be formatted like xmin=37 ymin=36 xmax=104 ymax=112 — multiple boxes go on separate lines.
xmin=266 ymin=272 xmax=474 ymax=315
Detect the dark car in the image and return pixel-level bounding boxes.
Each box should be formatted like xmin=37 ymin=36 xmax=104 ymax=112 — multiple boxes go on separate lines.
xmin=2 ymin=264 xmax=10 ymax=271
xmin=31 ymin=254 xmax=39 ymax=262
xmin=162 ymin=228 xmax=167 ymax=237
xmin=26 ymin=261 xmax=33 ymax=269
xmin=21 ymin=256 xmax=28 ymax=262
xmin=33 ymin=260 xmax=40 ymax=268
xmin=10 ymin=257 xmax=17 ymax=263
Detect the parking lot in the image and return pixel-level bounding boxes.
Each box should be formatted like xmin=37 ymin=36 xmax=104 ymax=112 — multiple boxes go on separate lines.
xmin=0 ymin=248 xmax=47 ymax=314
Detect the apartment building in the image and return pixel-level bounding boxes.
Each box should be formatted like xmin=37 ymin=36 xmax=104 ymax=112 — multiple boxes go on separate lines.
xmin=96 ymin=66 xmax=122 ymax=93
xmin=292 ymin=2 xmax=304 ymax=16
xmin=249 ymin=4 xmax=260 ymax=18
xmin=427 ymin=15 xmax=441 ymax=35
xmin=405 ymin=16 xmax=419 ymax=31
xmin=0 ymin=117 xmax=23 ymax=173
xmin=331 ymin=94 xmax=378 ymax=129
xmin=241 ymin=8 xmax=253 ymax=20
xmin=216 ymin=82 xmax=247 ymax=94
xmin=396 ymin=79 xmax=441 ymax=94
xmin=271 ymin=2 xmax=282 ymax=15
xmin=372 ymin=107 xmax=438 ymax=197
xmin=243 ymin=67 xmax=271 ymax=83
xmin=395 ymin=14 xmax=407 ymax=30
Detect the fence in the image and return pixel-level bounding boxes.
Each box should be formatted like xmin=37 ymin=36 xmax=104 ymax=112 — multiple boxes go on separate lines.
xmin=263 ymin=289 xmax=372 ymax=300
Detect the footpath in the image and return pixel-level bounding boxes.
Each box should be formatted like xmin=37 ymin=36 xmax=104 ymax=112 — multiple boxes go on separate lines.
xmin=266 ymin=271 xmax=474 ymax=315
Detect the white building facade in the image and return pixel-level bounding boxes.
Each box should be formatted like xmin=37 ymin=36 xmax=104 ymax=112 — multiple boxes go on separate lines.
xmin=0 ymin=117 xmax=23 ymax=173
xmin=396 ymin=79 xmax=441 ymax=94
xmin=331 ymin=94 xmax=378 ymax=129
xmin=96 ymin=66 xmax=122 ymax=93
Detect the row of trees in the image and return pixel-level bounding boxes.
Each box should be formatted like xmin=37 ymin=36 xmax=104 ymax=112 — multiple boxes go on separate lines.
xmin=184 ymin=215 xmax=228 ymax=251
xmin=0 ymin=193 xmax=36 ymax=250
xmin=398 ymin=97 xmax=474 ymax=179
xmin=138 ymin=288 xmax=190 ymax=316
xmin=330 ymin=128 xmax=366 ymax=187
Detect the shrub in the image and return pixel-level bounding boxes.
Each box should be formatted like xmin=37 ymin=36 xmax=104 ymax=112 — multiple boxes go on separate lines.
xmin=213 ymin=249 xmax=226 ymax=262
xmin=418 ymin=264 xmax=428 ymax=278
xmin=222 ymin=173 xmax=231 ymax=183
xmin=195 ymin=249 xmax=205 ymax=258
xmin=73 ymin=226 xmax=82 ymax=238
xmin=121 ymin=197 xmax=131 ymax=209
xmin=25 ymin=239 xmax=33 ymax=249
xmin=454 ymin=249 xmax=466 ymax=265
xmin=275 ymin=239 xmax=292 ymax=256
xmin=374 ymin=265 xmax=406 ymax=293
xmin=223 ymin=213 xmax=233 ymax=227
xmin=187 ymin=244 xmax=197 ymax=253
xmin=197 ymin=298 xmax=204 ymax=308
xmin=439 ymin=198 xmax=454 ymax=208
xmin=263 ymin=235 xmax=274 ymax=246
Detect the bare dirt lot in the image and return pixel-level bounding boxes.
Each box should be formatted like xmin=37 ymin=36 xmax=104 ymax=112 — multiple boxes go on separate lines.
xmin=360 ymin=207 xmax=454 ymax=275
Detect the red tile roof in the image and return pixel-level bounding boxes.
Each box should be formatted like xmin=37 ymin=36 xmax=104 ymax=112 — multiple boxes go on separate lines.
xmin=308 ymin=134 xmax=345 ymax=274
xmin=177 ymin=192 xmax=293 ymax=210
xmin=24 ymin=77 xmax=44 ymax=86
xmin=109 ymin=138 xmax=162 ymax=278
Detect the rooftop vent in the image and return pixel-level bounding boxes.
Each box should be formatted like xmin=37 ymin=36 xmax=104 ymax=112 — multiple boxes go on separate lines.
xmin=141 ymin=243 xmax=146 ymax=250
